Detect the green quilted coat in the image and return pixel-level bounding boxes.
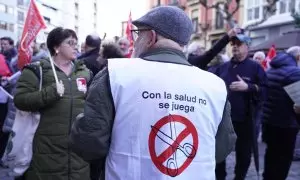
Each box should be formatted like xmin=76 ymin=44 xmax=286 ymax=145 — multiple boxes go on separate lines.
xmin=14 ymin=59 xmax=91 ymax=180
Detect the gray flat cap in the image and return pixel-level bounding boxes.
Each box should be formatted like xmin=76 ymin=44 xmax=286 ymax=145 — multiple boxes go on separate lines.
xmin=132 ymin=6 xmax=193 ymax=45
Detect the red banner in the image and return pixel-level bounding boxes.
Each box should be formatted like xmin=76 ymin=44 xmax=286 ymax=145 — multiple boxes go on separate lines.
xmin=125 ymin=11 xmax=133 ymax=58
xmin=17 ymin=0 xmax=46 ymax=70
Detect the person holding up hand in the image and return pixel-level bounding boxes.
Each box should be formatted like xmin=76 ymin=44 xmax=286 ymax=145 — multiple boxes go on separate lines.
xmin=214 ymin=29 xmax=267 ymax=180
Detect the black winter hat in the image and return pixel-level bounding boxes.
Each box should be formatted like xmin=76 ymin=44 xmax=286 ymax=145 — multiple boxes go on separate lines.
xmin=85 ymin=35 xmax=101 ymax=48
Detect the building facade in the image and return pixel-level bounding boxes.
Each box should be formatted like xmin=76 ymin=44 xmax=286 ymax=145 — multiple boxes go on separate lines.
xmin=1 ymin=0 xmax=100 ymax=44
xmin=0 ymin=0 xmax=17 ymax=42
xmin=148 ymin=0 xmax=243 ymax=50
xmin=244 ymin=0 xmax=299 ymax=47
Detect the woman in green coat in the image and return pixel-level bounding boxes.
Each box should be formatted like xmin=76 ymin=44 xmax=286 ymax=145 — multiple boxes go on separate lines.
xmin=14 ymin=27 xmax=91 ymax=180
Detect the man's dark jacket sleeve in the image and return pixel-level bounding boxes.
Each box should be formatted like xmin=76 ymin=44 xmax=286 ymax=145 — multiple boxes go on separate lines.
xmin=248 ymin=63 xmax=268 ymax=106
xmin=188 ymin=34 xmax=230 ymax=70
xmin=70 ymin=67 xmax=114 ymax=162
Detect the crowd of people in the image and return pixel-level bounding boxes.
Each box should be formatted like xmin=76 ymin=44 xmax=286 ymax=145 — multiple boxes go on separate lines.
xmin=0 ymin=5 xmax=300 ymax=180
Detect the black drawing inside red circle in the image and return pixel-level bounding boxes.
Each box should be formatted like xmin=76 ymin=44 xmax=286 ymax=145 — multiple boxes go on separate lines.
xmin=148 ymin=114 xmax=199 ymax=177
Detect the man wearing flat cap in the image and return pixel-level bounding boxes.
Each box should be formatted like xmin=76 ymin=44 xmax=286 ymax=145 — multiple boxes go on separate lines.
xmin=70 ymin=6 xmax=236 ymax=180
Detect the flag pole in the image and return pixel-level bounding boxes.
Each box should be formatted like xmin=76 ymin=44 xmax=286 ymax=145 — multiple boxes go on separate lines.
xmin=48 ymin=55 xmax=59 ymax=85
xmin=0 ymin=87 xmax=13 ymax=100
xmin=40 ymin=31 xmax=59 ymax=86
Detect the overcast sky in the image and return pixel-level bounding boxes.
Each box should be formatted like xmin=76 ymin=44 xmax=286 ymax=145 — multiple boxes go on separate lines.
xmin=97 ymin=0 xmax=149 ymax=39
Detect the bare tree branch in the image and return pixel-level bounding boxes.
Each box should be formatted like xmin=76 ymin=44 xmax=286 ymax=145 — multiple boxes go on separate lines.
xmin=227 ymin=0 xmax=241 ymax=20
xmin=208 ymin=2 xmax=222 ymax=9
xmin=199 ymin=0 xmax=240 ymax=23
xmin=198 ymin=0 xmax=278 ymax=30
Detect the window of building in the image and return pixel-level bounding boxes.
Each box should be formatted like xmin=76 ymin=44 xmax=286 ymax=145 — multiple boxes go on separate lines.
xmin=215 ymin=10 xmax=224 ymax=29
xmin=75 ymin=2 xmax=79 ymax=13
xmin=280 ymin=0 xmax=287 ymax=13
xmin=169 ymin=0 xmax=178 ymax=4
xmin=7 ymin=7 xmax=14 ymax=14
xmin=279 ymin=0 xmax=295 ymax=14
xmin=191 ymin=9 xmax=199 ymax=33
xmin=8 ymin=24 xmax=14 ymax=32
xmin=156 ymin=0 xmax=161 ymax=6
xmin=43 ymin=16 xmax=51 ymax=24
xmin=18 ymin=26 xmax=23 ymax=38
xmin=18 ymin=0 xmax=24 ymax=6
xmin=94 ymin=12 xmax=97 ymax=22
xmin=0 ymin=21 xmax=8 ymax=30
xmin=0 ymin=3 xmax=5 ymax=13
xmin=18 ymin=11 xmax=24 ymax=22
xmin=247 ymin=0 xmax=260 ymax=21
xmin=75 ymin=26 xmax=78 ymax=33
xmin=94 ymin=2 xmax=97 ymax=11
xmin=246 ymin=0 xmax=296 ymax=24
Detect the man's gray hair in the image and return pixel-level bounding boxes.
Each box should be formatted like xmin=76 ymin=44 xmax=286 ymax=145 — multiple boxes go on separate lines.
xmin=187 ymin=42 xmax=204 ymax=56
xmin=253 ymin=51 xmax=265 ymax=60
xmin=117 ymin=37 xmax=130 ymax=45
xmin=286 ymin=46 xmax=300 ymax=58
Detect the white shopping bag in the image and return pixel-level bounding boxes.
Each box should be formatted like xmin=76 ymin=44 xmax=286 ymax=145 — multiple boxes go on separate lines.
xmin=1 ymin=110 xmax=40 ymax=177
xmin=0 ymin=63 xmax=42 ymax=177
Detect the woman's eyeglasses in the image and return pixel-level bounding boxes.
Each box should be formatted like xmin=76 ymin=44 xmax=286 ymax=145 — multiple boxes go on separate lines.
xmin=63 ymin=40 xmax=78 ymax=48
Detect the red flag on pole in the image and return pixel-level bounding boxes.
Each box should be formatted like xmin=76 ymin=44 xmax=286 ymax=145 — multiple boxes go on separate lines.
xmin=17 ymin=0 xmax=46 ymax=70
xmin=125 ymin=11 xmax=133 ymax=58
xmin=262 ymin=45 xmax=276 ymax=71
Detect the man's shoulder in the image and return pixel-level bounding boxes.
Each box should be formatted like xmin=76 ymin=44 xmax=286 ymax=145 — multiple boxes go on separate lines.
xmin=245 ymin=58 xmax=261 ymax=67
xmin=194 ymin=66 xmax=227 ymax=88
xmin=217 ymin=61 xmax=231 ymax=70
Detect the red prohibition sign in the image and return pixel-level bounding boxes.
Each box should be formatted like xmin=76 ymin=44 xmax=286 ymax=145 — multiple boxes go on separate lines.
xmin=148 ymin=114 xmax=199 ymax=177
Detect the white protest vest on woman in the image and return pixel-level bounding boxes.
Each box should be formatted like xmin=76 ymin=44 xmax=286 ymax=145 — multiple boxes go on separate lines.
xmin=106 ymin=58 xmax=227 ymax=180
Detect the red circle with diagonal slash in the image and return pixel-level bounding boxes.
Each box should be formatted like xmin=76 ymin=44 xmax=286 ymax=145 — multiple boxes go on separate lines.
xmin=148 ymin=114 xmax=199 ymax=177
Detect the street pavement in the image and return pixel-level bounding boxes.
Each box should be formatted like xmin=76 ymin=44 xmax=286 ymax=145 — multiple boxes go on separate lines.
xmin=1 ymin=142 xmax=300 ymax=180
xmin=226 ymin=142 xmax=300 ymax=180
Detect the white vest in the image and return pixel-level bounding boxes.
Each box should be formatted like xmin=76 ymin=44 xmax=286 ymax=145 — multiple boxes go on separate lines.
xmin=106 ymin=58 xmax=227 ymax=180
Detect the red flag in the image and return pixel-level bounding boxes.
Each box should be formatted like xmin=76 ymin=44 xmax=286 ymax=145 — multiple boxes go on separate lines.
xmin=262 ymin=45 xmax=276 ymax=71
xmin=0 ymin=54 xmax=11 ymax=77
xmin=125 ymin=11 xmax=133 ymax=57
xmin=17 ymin=0 xmax=46 ymax=70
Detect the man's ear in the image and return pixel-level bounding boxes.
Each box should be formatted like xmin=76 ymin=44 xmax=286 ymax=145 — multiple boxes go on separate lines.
xmin=148 ymin=30 xmax=157 ymax=47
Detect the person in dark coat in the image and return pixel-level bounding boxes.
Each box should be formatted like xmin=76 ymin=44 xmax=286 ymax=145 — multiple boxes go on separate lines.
xmin=97 ymin=42 xmax=124 ymax=72
xmin=0 ymin=37 xmax=17 ymax=62
xmin=188 ymin=28 xmax=240 ymax=70
xmin=78 ymin=34 xmax=101 ymax=75
xmin=262 ymin=47 xmax=300 ymax=180
xmin=214 ymin=31 xmax=267 ymax=180
xmin=207 ymin=53 xmax=227 ymax=74
xmin=294 ymin=104 xmax=300 ymax=125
